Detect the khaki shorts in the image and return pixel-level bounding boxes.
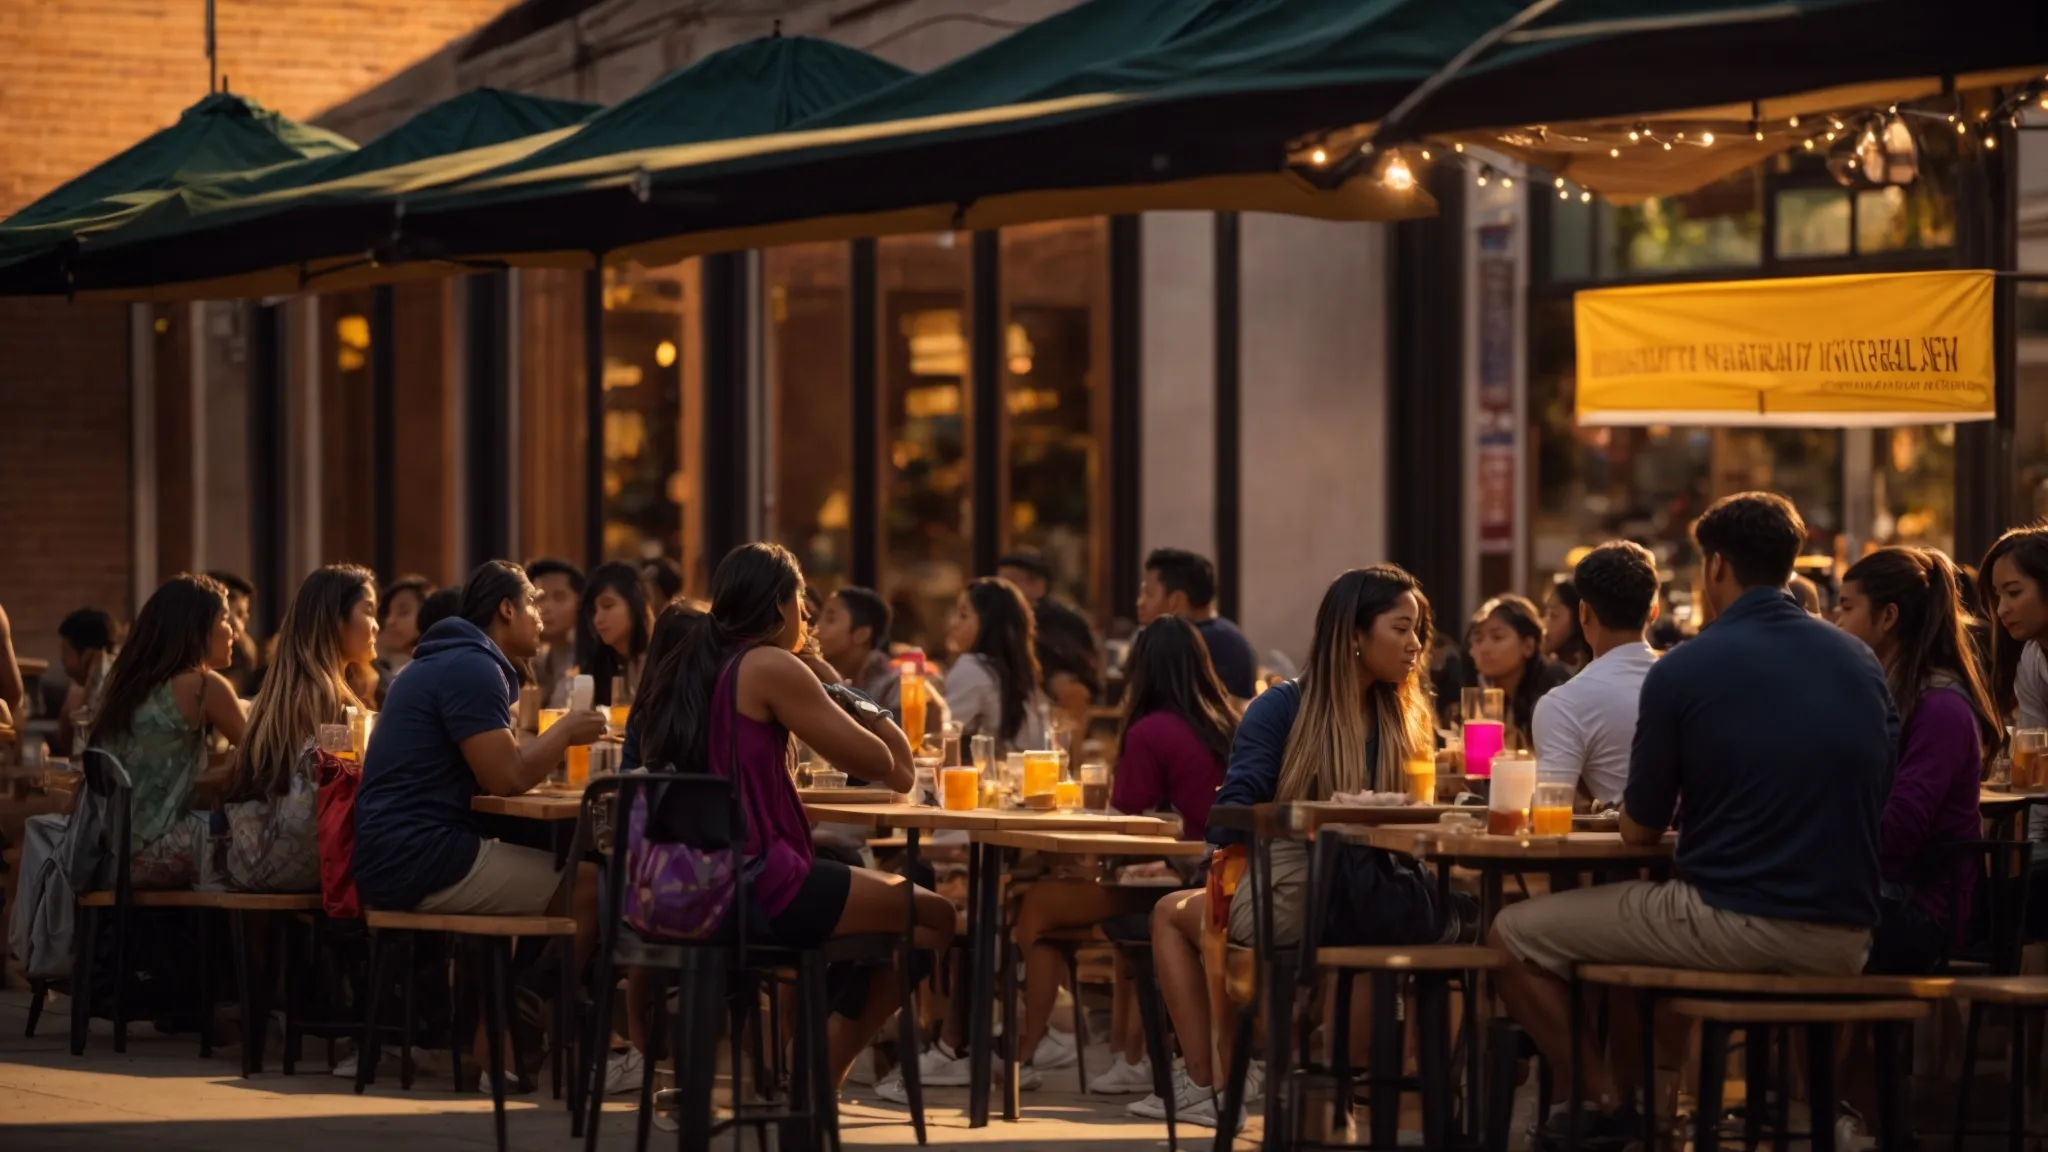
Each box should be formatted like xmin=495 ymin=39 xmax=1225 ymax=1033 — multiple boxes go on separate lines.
xmin=416 ymin=840 xmax=562 ymax=916
xmin=1228 ymin=838 xmax=1310 ymax=948
xmin=1492 ymin=879 xmax=1871 ymax=980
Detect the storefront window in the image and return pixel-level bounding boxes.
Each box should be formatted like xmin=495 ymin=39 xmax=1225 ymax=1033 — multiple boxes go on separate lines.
xmin=877 ymin=233 xmax=973 ymax=654
xmin=1000 ymin=219 xmax=1110 ymax=617
xmin=602 ymin=261 xmax=699 ymax=577
xmin=1774 ymin=188 xmax=1852 ymax=258
xmin=319 ymin=290 xmax=375 ymax=569
xmin=763 ymin=244 xmax=852 ymax=592
xmin=517 ymin=270 xmax=588 ymax=564
xmin=1599 ymin=169 xmax=1763 ymax=275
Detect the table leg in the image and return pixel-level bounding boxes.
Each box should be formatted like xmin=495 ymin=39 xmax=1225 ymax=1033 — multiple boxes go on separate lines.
xmin=967 ymin=842 xmax=998 ymax=1129
xmin=1473 ymin=866 xmax=1505 ymax=1145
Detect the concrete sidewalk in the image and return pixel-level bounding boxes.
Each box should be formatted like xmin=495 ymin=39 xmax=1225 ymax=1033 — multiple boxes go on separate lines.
xmin=0 ymin=988 xmax=1195 ymax=1151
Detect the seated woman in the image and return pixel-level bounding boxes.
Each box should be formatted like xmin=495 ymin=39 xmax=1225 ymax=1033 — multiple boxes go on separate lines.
xmin=221 ymin=565 xmax=379 ymax=893
xmin=625 ymin=543 xmax=956 ymax=1088
xmin=944 ymin=577 xmax=1052 ymax=757
xmin=1833 ymin=546 xmax=1997 ymax=973
xmin=93 ymin=574 xmax=249 ymax=889
xmin=1464 ymin=593 xmax=1574 ymax=749
xmin=580 ymin=561 xmax=653 ymax=709
xmin=1009 ymin=615 xmax=1238 ymax=1088
xmin=1542 ymin=578 xmax=1592 ymax=674
xmin=1144 ymin=566 xmax=1443 ymax=1129
xmin=371 ymin=574 xmax=430 ymax=706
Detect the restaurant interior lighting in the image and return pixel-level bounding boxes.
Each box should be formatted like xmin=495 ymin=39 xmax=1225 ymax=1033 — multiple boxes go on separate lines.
xmin=654 ymin=339 xmax=677 ymax=368
xmin=1380 ymin=151 xmax=1414 ymax=191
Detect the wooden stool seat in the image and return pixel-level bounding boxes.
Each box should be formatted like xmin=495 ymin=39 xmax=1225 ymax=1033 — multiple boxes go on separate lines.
xmin=79 ymin=890 xmax=323 ymax=912
xmin=1948 ymin=976 xmax=2048 ymax=1005
xmin=364 ymin=910 xmax=576 ymax=937
xmin=1317 ymin=944 xmax=1503 ymax=971
xmin=1668 ymin=997 xmax=1930 ymax=1025
xmin=1579 ymin=964 xmax=1954 ymax=999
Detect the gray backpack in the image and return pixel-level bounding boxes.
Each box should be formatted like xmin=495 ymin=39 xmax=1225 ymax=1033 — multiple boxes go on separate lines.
xmin=7 ymin=781 xmax=114 ymax=982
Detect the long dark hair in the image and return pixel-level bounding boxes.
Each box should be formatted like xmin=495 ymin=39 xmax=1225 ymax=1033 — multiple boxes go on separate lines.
xmin=1545 ymin=579 xmax=1592 ymax=668
xmin=964 ymin=577 xmax=1042 ymax=744
xmin=637 ymin=544 xmax=802 ymax=776
xmin=1843 ymin=547 xmax=1999 ymax=758
xmin=577 ymin=561 xmax=652 ymax=706
xmin=1276 ymin=566 xmax=1436 ymax=800
xmin=636 ymin=599 xmax=708 ymax=707
xmin=97 ymin=573 xmax=228 ymax=745
xmin=1979 ymin=525 xmax=2048 ymax=731
xmin=1116 ymin=615 xmax=1239 ymax=770
xmin=1467 ymin=594 xmax=1554 ymax=740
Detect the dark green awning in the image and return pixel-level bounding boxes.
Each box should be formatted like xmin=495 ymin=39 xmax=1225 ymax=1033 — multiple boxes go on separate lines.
xmin=0 ymin=92 xmax=355 ymax=284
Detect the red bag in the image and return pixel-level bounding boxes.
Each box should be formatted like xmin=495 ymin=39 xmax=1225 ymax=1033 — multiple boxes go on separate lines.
xmin=315 ymin=748 xmax=363 ymax=920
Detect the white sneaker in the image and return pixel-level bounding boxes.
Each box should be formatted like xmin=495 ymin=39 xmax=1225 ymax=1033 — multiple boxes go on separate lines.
xmin=331 ymin=1054 xmax=358 ymax=1080
xmin=872 ymin=1040 xmax=970 ymax=1103
xmin=1032 ymin=1029 xmax=1078 ymax=1071
xmin=603 ymin=1049 xmax=644 ymax=1095
xmin=1088 ymin=1055 xmax=1154 ymax=1095
xmin=333 ymin=1046 xmax=441 ymax=1080
xmin=846 ymin=1047 xmax=878 ymax=1087
xmin=476 ymin=1070 xmax=518 ymax=1093
xmin=1128 ymin=1067 xmax=1210 ymax=1121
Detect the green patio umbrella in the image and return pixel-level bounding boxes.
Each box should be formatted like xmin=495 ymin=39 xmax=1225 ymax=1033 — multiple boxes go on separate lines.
xmin=51 ymin=36 xmax=907 ymax=299
xmin=0 ymin=91 xmax=355 ymax=291
xmin=394 ymin=0 xmax=2040 ymax=267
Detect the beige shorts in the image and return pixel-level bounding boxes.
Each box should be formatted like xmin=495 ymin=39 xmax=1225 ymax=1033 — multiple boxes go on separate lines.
xmin=1228 ymin=838 xmax=1310 ymax=949
xmin=1492 ymin=879 xmax=1871 ymax=980
xmin=415 ymin=840 xmax=562 ymax=916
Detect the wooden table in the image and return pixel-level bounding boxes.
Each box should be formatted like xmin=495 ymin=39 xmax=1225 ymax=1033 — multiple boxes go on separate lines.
xmin=472 ymin=791 xmax=582 ymax=821
xmin=1281 ymin=801 xmax=1459 ymax=834
xmin=1981 ymin=789 xmax=2048 ymax=839
xmin=973 ymin=830 xmax=1206 ymax=855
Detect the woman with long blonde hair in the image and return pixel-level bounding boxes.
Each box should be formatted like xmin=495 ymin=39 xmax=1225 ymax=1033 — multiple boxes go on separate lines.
xmin=1138 ymin=566 xmax=1447 ymax=1130
xmin=222 ymin=564 xmax=379 ymax=892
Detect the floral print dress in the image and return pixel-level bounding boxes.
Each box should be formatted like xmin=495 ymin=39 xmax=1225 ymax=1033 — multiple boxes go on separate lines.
xmin=102 ymin=680 xmax=214 ymax=889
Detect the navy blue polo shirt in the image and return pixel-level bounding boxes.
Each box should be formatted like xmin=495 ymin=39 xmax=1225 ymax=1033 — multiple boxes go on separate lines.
xmin=1624 ymin=586 xmax=1898 ymax=927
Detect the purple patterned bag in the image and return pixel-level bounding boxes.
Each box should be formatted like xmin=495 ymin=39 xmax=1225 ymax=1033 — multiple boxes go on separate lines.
xmin=621 ymin=790 xmax=737 ymax=942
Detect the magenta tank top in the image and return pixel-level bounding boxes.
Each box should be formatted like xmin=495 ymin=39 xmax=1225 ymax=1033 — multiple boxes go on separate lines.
xmin=709 ymin=652 xmax=813 ymax=918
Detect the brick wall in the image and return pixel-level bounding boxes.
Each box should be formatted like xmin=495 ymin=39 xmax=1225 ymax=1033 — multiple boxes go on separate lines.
xmin=0 ymin=299 xmax=133 ymax=663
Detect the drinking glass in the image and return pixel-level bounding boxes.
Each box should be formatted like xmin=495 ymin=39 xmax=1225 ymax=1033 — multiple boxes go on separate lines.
xmin=913 ymin=749 xmax=944 ymax=805
xmin=1402 ymin=757 xmax=1436 ymax=805
xmin=538 ymin=707 xmax=566 ymax=734
xmin=317 ymin=723 xmax=351 ymax=759
xmin=1461 ymin=687 xmax=1505 ymax=779
xmin=941 ymin=766 xmax=980 ymax=811
xmin=1079 ymin=762 xmax=1111 ymax=813
xmin=2014 ymin=729 xmax=2047 ymax=788
xmin=942 ymin=720 xmax=964 ymax=767
xmin=609 ymin=675 xmax=632 ymax=730
xmin=971 ymin=734 xmax=995 ymax=774
xmin=1022 ymin=750 xmax=1061 ymax=800
xmin=1004 ymin=752 xmax=1027 ymax=803
xmin=1987 ymin=754 xmax=2013 ymax=790
xmin=899 ymin=669 xmax=928 ymax=749
xmin=1531 ymin=782 xmax=1574 ymax=836
xmin=1488 ymin=751 xmax=1537 ymax=835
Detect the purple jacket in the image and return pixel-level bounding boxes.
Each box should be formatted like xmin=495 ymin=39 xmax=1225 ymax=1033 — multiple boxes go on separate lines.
xmin=1882 ymin=685 xmax=1982 ymax=933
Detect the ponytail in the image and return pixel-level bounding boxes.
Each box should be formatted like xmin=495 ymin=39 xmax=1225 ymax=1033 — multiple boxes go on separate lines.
xmin=636 ymin=544 xmax=801 ymax=775
xmin=1843 ymin=547 xmax=1999 ymax=757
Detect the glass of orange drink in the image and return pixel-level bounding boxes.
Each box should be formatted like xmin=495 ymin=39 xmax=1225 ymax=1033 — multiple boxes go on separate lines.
xmin=940 ymin=766 xmax=980 ymax=811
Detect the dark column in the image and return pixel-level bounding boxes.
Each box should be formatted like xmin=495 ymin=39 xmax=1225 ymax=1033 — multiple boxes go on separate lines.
xmin=701 ymin=251 xmax=750 ymax=567
xmin=248 ymin=303 xmax=288 ymax=638
xmin=463 ymin=271 xmax=511 ymax=569
xmin=1953 ymin=124 xmax=2016 ymax=567
xmin=1387 ymin=168 xmax=1467 ymax=606
xmin=1214 ymin=212 xmax=1241 ymax=623
xmin=1109 ymin=214 xmax=1143 ymax=623
xmin=583 ymin=268 xmax=606 ymax=569
xmin=850 ymin=238 xmax=879 ymax=589
xmin=971 ymin=230 xmax=1003 ymax=578
xmin=370 ymin=285 xmax=396 ymax=580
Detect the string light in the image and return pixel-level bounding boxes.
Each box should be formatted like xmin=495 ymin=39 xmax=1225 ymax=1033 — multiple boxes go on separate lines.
xmin=1661 ymin=140 xmax=1673 ymax=150
xmin=1559 ymin=187 xmax=1570 ymax=200
xmin=1579 ymin=191 xmax=1592 ymax=203
xmin=1310 ymin=148 xmax=1328 ymax=166
xmin=1824 ymin=130 xmax=1836 ymax=141
xmin=1453 ymin=142 xmax=1465 ymax=153
xmin=1803 ymin=138 xmax=1816 ymax=150
xmin=1553 ymin=177 xmax=1565 ymax=189
xmin=1628 ymin=128 xmax=1642 ymax=142
xmin=1699 ymin=131 xmax=1715 ymax=146
xmin=1501 ymin=175 xmax=1514 ymax=189
xmin=1830 ymin=118 xmax=1844 ymax=131
xmin=1419 ymin=148 xmax=1432 ymax=161
xmin=1754 ymin=129 xmax=1766 ymax=142
xmin=1957 ymin=121 xmax=1969 ymax=135
xmin=1608 ymin=147 xmax=1621 ymax=158
xmin=1475 ymin=168 xmax=1490 ymax=187
xmin=1380 ymin=151 xmax=1414 ymax=192
xmin=1983 ymin=134 xmax=1999 ymax=150
xmin=1788 ymin=115 xmax=1801 ymax=128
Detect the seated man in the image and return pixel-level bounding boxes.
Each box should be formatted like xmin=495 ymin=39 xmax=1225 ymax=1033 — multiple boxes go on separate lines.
xmin=1491 ymin=493 xmax=1898 ymax=1137
xmin=1529 ymin=543 xmax=1660 ymax=808
xmin=55 ymin=607 xmax=118 ymax=755
xmin=1136 ymin=548 xmax=1257 ymax=701
xmin=814 ymin=585 xmax=946 ymax=734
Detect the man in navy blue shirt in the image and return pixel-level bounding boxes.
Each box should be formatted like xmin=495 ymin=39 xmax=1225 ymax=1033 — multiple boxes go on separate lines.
xmin=355 ymin=561 xmax=607 ymax=925
xmin=1491 ymin=493 xmax=1896 ymax=1134
xmin=1137 ymin=548 xmax=1258 ymax=700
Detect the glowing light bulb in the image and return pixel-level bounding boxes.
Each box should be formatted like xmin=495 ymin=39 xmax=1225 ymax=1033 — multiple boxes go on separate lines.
xmin=1453 ymin=142 xmax=1465 ymax=153
xmin=1553 ymin=177 xmax=1565 ymax=189
xmin=1381 ymin=152 xmax=1414 ymax=192
xmin=1501 ymin=176 xmax=1514 ymax=189
xmin=1628 ymin=129 xmax=1641 ymax=142
xmin=1803 ymin=138 xmax=1816 ymax=150
xmin=1579 ymin=191 xmax=1592 ymax=203
xmin=1754 ymin=130 xmax=1765 ymax=142
xmin=1699 ymin=131 xmax=1715 ymax=146
xmin=1662 ymin=141 xmax=1673 ymax=151
xmin=1788 ymin=115 xmax=1801 ymax=128
xmin=1559 ymin=188 xmax=1570 ymax=200
xmin=1984 ymin=134 xmax=1999 ymax=150
xmin=1420 ymin=148 xmax=1432 ymax=161
xmin=1609 ymin=147 xmax=1621 ymax=158
xmin=1310 ymin=148 xmax=1328 ymax=166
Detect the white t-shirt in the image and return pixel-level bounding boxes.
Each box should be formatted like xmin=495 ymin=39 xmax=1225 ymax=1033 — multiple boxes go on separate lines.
xmin=1530 ymin=642 xmax=1657 ymax=806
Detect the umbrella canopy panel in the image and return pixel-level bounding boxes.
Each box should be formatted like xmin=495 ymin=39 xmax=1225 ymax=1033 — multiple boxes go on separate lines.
xmin=0 ymin=91 xmax=355 ymax=276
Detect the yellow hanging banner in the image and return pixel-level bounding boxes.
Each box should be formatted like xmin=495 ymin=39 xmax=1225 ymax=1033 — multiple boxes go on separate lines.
xmin=1574 ymin=269 xmax=1994 ymax=427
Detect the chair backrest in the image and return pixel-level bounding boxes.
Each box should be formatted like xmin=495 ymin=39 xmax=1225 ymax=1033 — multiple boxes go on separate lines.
xmin=78 ymin=747 xmax=134 ymax=902
xmin=582 ymin=770 xmax=750 ymax=953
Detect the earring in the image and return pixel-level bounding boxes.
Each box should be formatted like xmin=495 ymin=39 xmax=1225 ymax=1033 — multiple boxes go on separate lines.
xmin=1354 ymin=648 xmax=1363 ymax=658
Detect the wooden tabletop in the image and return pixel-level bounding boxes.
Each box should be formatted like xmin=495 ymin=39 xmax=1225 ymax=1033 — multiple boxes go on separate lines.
xmin=1360 ymin=825 xmax=1673 ymax=863
xmin=973 ymin=829 xmax=1208 ymax=855
xmin=1983 ymin=789 xmax=2048 ymax=807
xmin=1283 ymin=802 xmax=1459 ymax=834
xmin=801 ymin=801 xmax=1168 ymax=835
xmin=472 ymin=791 xmax=583 ymax=821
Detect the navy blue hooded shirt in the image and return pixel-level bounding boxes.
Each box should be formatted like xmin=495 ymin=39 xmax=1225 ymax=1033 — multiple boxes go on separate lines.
xmin=352 ymin=618 xmax=521 ymax=910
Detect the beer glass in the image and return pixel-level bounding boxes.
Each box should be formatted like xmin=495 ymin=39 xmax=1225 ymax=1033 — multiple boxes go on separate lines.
xmin=1461 ymin=687 xmax=1505 ymax=779
xmin=1531 ymin=782 xmax=1574 ymax=835
xmin=1488 ymin=750 xmax=1537 ymax=835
